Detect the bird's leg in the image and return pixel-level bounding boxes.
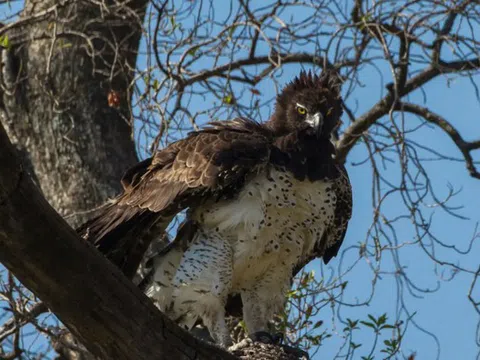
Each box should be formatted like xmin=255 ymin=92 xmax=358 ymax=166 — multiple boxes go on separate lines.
xmin=241 ymin=290 xmax=270 ymax=339
xmin=241 ymin=269 xmax=290 ymax=344
xmin=241 ymin=280 xmax=310 ymax=359
xmin=249 ymin=330 xmax=282 ymax=344
xmin=171 ymin=231 xmax=234 ymax=347
xmin=202 ymin=304 xmax=231 ymax=347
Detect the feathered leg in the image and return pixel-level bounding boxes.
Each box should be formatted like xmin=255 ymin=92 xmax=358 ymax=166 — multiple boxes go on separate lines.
xmin=241 ymin=267 xmax=291 ymax=342
xmin=170 ymin=230 xmax=233 ymax=346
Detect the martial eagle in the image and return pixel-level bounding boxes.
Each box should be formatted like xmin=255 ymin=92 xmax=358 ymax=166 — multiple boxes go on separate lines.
xmin=79 ymin=70 xmax=352 ymax=347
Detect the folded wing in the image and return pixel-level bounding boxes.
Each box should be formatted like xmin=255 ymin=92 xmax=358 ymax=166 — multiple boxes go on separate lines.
xmin=78 ymin=118 xmax=272 ymax=277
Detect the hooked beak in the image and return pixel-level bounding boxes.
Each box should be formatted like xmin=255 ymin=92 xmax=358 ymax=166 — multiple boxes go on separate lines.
xmin=305 ymin=112 xmax=323 ymax=137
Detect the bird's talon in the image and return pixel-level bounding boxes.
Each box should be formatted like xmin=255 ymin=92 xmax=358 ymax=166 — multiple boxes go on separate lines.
xmin=272 ymin=332 xmax=284 ymax=344
xmin=280 ymin=344 xmax=310 ymax=359
xmin=249 ymin=331 xmax=275 ymax=344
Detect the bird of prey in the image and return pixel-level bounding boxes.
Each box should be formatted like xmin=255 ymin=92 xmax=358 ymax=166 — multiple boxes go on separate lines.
xmin=78 ymin=70 xmax=352 ymax=347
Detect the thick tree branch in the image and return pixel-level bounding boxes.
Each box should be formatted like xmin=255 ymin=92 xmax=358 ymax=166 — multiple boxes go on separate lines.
xmin=0 ymin=122 xmax=235 ymax=360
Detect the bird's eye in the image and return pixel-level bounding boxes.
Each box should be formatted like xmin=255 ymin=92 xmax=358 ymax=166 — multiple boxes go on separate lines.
xmin=297 ymin=106 xmax=306 ymax=115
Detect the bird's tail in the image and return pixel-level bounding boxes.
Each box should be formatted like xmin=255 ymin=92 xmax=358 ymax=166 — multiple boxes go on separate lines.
xmin=77 ymin=203 xmax=169 ymax=279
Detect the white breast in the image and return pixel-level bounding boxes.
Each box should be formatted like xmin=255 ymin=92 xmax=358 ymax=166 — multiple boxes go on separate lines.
xmin=192 ymin=166 xmax=337 ymax=289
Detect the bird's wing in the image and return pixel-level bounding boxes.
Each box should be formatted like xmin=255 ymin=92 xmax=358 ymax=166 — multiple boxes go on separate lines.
xmin=78 ymin=118 xmax=272 ymax=276
xmin=322 ymin=163 xmax=352 ymax=264
xmin=117 ymin=118 xmax=272 ymax=213
xmin=291 ymin=163 xmax=352 ymax=277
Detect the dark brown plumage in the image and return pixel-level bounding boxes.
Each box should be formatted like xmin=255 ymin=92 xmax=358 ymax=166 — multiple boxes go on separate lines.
xmin=78 ymin=119 xmax=274 ymax=277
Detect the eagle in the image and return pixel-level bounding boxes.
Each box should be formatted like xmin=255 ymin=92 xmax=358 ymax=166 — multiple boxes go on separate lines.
xmin=78 ymin=70 xmax=352 ymax=347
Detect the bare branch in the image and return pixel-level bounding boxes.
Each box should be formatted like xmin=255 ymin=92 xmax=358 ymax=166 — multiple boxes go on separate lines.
xmin=337 ymin=57 xmax=480 ymax=161
xmin=395 ymin=101 xmax=480 ymax=179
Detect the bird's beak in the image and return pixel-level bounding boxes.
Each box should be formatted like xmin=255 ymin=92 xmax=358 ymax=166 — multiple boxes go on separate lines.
xmin=306 ymin=112 xmax=323 ymax=137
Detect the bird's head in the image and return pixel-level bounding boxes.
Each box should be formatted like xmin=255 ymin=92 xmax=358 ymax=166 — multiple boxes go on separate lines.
xmin=271 ymin=70 xmax=343 ymax=139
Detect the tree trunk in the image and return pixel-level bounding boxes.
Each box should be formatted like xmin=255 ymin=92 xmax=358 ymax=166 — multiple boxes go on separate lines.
xmin=0 ymin=0 xmax=143 ymax=228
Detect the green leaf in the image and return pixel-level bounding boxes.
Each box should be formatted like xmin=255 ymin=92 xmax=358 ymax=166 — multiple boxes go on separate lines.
xmin=0 ymin=35 xmax=10 ymax=49
xmin=238 ymin=320 xmax=247 ymax=330
xmin=188 ymin=46 xmax=199 ymax=56
xmin=347 ymin=318 xmax=359 ymax=328
xmin=377 ymin=313 xmax=387 ymax=325
xmin=170 ymin=16 xmax=176 ymax=29
xmin=223 ymin=94 xmax=234 ymax=105
xmin=309 ymin=336 xmax=320 ymax=345
xmin=360 ymin=320 xmax=376 ymax=329
xmin=313 ymin=320 xmax=323 ymax=329
xmin=359 ymin=13 xmax=373 ymax=30
xmin=286 ymin=289 xmax=298 ymax=298
xmin=380 ymin=324 xmax=395 ymax=330
xmin=305 ymin=305 xmax=312 ymax=318
xmin=152 ymin=79 xmax=159 ymax=91
xmin=228 ymin=25 xmax=237 ymax=38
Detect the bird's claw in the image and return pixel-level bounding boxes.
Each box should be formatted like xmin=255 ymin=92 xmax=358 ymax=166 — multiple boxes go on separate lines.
xmin=249 ymin=331 xmax=309 ymax=359
xmin=249 ymin=331 xmax=283 ymax=345
xmin=249 ymin=331 xmax=275 ymax=344
xmin=280 ymin=344 xmax=310 ymax=359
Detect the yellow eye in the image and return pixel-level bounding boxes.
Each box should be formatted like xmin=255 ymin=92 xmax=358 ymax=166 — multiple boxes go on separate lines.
xmin=297 ymin=106 xmax=306 ymax=115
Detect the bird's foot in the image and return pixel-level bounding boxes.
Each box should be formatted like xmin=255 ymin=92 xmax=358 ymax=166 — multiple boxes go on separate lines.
xmin=248 ymin=331 xmax=309 ymax=359
xmin=280 ymin=344 xmax=310 ymax=359
xmin=249 ymin=331 xmax=283 ymax=344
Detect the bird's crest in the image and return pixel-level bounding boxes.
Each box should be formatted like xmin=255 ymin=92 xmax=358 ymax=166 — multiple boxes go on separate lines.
xmin=280 ymin=69 xmax=342 ymax=100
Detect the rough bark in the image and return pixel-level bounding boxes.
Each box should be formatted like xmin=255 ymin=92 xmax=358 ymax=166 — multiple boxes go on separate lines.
xmin=0 ymin=122 xmax=237 ymax=360
xmin=0 ymin=0 xmax=143 ymax=228
xmin=230 ymin=340 xmax=308 ymax=360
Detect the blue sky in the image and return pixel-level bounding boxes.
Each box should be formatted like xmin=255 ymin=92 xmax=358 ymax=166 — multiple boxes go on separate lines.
xmin=1 ymin=1 xmax=480 ymax=359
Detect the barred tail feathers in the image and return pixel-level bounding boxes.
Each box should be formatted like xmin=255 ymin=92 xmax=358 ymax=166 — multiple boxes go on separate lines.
xmin=77 ymin=203 xmax=167 ymax=278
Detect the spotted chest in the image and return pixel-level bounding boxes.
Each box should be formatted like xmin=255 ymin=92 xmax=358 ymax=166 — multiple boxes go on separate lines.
xmin=192 ymin=166 xmax=337 ymax=289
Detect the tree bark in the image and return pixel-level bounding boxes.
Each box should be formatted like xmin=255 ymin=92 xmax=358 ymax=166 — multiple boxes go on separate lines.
xmin=0 ymin=0 xmax=143 ymax=228
xmin=0 ymin=122 xmax=236 ymax=360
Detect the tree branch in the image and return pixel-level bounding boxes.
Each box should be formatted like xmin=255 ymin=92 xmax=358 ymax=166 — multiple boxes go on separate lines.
xmin=337 ymin=57 xmax=480 ymax=161
xmin=0 ymin=122 xmax=235 ymax=360
xmin=0 ymin=302 xmax=47 ymax=343
xmin=395 ymin=101 xmax=480 ymax=179
xmin=184 ymin=53 xmax=352 ymax=86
